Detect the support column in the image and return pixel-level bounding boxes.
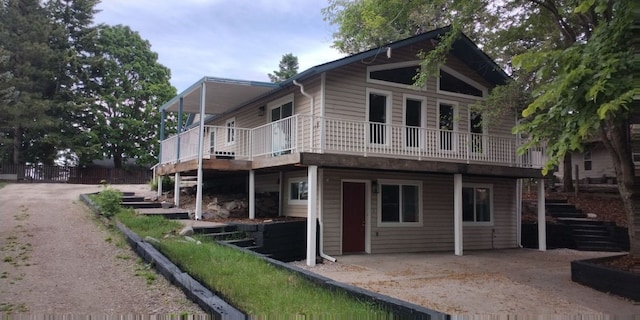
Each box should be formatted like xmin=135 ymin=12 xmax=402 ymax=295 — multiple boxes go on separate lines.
xmin=306 ymin=165 xmax=318 ymax=266
xmin=176 ymin=97 xmax=183 ymax=162
xmin=157 ymin=176 xmax=163 ymax=198
xmin=195 ymin=82 xmax=206 ymax=220
xmin=278 ymin=171 xmax=284 ymax=216
xmin=454 ymin=174 xmax=463 ymax=256
xmin=249 ymin=170 xmax=255 ymax=220
xmin=537 ymin=178 xmax=547 ymax=251
xmin=174 ymin=172 xmax=181 ymax=207
xmin=516 ymin=179 xmax=523 ymax=247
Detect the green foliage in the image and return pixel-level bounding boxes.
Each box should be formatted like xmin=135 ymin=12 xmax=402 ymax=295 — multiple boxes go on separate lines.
xmin=268 ymin=53 xmax=299 ymax=83
xmin=149 ymin=176 xmax=175 ymax=191
xmin=93 ymin=187 xmax=123 ymax=217
xmin=117 ymin=212 xmax=388 ymax=316
xmin=83 ymin=25 xmax=177 ymax=168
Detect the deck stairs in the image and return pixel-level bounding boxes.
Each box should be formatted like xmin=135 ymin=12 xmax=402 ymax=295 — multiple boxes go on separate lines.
xmin=546 ymin=199 xmax=622 ymax=252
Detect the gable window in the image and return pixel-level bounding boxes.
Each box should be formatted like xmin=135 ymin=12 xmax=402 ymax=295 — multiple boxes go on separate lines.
xmin=584 ymin=150 xmax=592 ymax=171
xmin=438 ymin=66 xmax=486 ymax=98
xmin=367 ymin=61 xmax=422 ymax=89
xmin=288 ymin=177 xmax=308 ymax=205
xmin=378 ymin=180 xmax=422 ymax=226
xmin=225 ymin=117 xmax=236 ymax=145
xmin=403 ymin=94 xmax=426 ymax=148
xmin=462 ymin=184 xmax=492 ymax=225
xmin=469 ymin=111 xmax=484 ymax=153
xmin=438 ymin=101 xmax=457 ymax=151
xmin=367 ymin=89 xmax=391 ymax=145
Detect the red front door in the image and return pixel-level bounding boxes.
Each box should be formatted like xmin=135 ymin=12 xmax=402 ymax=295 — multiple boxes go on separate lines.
xmin=342 ymin=182 xmax=366 ymax=253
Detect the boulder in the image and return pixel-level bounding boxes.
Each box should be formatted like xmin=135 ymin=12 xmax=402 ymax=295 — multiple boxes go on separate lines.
xmin=179 ymin=226 xmax=194 ymax=236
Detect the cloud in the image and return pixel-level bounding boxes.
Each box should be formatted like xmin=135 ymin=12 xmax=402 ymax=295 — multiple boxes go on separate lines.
xmin=95 ymin=0 xmax=343 ymax=92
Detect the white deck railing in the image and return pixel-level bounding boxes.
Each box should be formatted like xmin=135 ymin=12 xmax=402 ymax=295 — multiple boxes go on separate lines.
xmin=160 ymin=114 xmax=545 ymax=168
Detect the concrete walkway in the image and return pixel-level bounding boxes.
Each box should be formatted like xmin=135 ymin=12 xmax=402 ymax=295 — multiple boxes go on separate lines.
xmin=303 ymin=249 xmax=640 ymax=316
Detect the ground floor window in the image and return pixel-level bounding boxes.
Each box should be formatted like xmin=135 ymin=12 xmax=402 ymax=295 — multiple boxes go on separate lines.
xmin=288 ymin=177 xmax=308 ymax=205
xmin=378 ymin=180 xmax=422 ymax=226
xmin=462 ymin=184 xmax=492 ymax=225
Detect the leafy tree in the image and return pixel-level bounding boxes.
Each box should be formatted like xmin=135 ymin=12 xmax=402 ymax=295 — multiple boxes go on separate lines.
xmin=84 ymin=25 xmax=176 ymax=168
xmin=323 ymin=0 xmax=640 ymax=254
xmin=46 ymin=0 xmax=102 ymax=165
xmin=0 ymin=0 xmax=61 ymax=164
xmin=268 ymin=53 xmax=299 ymax=82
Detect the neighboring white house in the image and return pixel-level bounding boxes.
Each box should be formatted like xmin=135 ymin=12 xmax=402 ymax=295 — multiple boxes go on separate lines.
xmin=156 ymin=26 xmax=547 ymax=266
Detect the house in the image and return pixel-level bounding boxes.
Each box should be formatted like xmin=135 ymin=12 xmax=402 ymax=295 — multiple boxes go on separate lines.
xmin=155 ymin=26 xmax=547 ymax=266
xmin=554 ymin=123 xmax=640 ymax=184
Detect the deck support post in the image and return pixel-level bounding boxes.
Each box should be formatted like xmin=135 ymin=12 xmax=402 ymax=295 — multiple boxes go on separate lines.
xmin=454 ymin=173 xmax=463 ymax=256
xmin=195 ymin=82 xmax=206 ymax=220
xmin=174 ymin=172 xmax=181 ymax=207
xmin=249 ymin=170 xmax=255 ymax=219
xmin=537 ymin=178 xmax=547 ymax=251
xmin=306 ymin=165 xmax=318 ymax=266
xmin=157 ymin=176 xmax=163 ymax=198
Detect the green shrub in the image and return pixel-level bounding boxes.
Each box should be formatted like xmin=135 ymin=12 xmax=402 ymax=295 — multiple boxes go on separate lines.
xmin=148 ymin=176 xmax=174 ymax=191
xmin=93 ymin=187 xmax=123 ymax=217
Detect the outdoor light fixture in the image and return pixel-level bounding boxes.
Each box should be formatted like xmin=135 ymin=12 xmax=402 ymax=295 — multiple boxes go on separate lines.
xmin=372 ymin=180 xmax=379 ymax=193
xmin=258 ymin=105 xmax=265 ymax=117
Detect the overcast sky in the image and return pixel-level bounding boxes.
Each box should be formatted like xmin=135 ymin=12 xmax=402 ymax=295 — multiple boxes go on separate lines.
xmin=94 ymin=0 xmax=345 ymax=92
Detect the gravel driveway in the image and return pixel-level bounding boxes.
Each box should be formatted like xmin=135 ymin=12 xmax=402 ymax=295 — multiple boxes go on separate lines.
xmin=0 ymin=183 xmax=203 ymax=315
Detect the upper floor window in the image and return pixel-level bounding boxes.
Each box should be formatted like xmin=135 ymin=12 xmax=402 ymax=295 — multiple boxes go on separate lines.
xmin=226 ymin=117 xmax=236 ymax=144
xmin=584 ymin=150 xmax=592 ymax=171
xmin=438 ymin=66 xmax=487 ymax=99
xmin=367 ymin=61 xmax=422 ymax=89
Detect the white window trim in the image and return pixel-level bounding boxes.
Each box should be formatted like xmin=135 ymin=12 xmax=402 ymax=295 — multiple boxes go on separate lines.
xmin=287 ymin=176 xmax=308 ymax=205
xmin=366 ymin=60 xmax=425 ymax=90
xmin=377 ymin=179 xmax=423 ymax=227
xmin=468 ymin=109 xmax=487 ymax=155
xmin=366 ymin=88 xmax=392 ymax=147
xmin=267 ymin=93 xmax=294 ymax=122
xmin=462 ymin=183 xmax=494 ymax=227
xmin=402 ymin=94 xmax=427 ymax=149
xmin=437 ymin=65 xmax=488 ymax=100
xmin=225 ymin=117 xmax=236 ymax=145
xmin=437 ymin=99 xmax=459 ymax=152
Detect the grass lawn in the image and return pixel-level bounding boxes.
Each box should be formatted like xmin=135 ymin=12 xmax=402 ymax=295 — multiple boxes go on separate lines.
xmin=0 ymin=181 xmax=8 ymax=189
xmin=115 ymin=210 xmax=390 ymax=317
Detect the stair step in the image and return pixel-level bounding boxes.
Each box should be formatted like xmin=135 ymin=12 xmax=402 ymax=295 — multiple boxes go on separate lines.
xmin=120 ymin=196 xmax=145 ymax=202
xmin=222 ymin=238 xmax=255 ymax=247
xmin=192 ymin=225 xmax=235 ymax=234
xmin=549 ymin=212 xmax=588 ymax=218
xmin=545 ymin=199 xmax=568 ymax=204
xmin=121 ymin=201 xmax=162 ymax=209
xmin=557 ymin=218 xmax=607 ymax=225
xmin=201 ymin=231 xmax=245 ymax=240
xmin=575 ymin=245 xmax=622 ymax=252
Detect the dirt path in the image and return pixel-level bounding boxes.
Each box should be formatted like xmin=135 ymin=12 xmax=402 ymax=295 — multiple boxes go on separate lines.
xmin=0 ymin=183 xmax=203 ymax=315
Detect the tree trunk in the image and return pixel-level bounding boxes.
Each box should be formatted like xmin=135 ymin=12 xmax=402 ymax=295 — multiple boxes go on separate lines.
xmin=600 ymin=120 xmax=638 ymax=255
xmin=562 ymin=153 xmax=574 ymax=192
xmin=113 ymin=153 xmax=122 ymax=169
xmin=13 ymin=126 xmax=23 ymax=165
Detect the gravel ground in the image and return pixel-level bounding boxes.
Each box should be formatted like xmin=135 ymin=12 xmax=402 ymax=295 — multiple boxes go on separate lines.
xmin=293 ymin=249 xmax=640 ymax=316
xmin=0 ymin=183 xmax=204 ymax=316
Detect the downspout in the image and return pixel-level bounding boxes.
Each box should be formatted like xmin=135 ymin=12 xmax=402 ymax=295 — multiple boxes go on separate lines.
xmin=516 ymin=179 xmax=523 ymax=247
xmin=317 ymin=168 xmax=337 ymax=262
xmin=294 ymin=80 xmax=336 ymax=262
xmin=293 ymin=80 xmax=314 ymax=152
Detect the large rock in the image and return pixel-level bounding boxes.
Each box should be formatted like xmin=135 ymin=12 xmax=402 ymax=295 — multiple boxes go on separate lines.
xmin=179 ymin=226 xmax=194 ymax=236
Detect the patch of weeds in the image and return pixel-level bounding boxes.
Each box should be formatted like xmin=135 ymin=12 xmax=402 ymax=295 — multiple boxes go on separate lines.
xmin=92 ymin=187 xmax=123 ymax=217
xmin=1 ymin=271 xmax=8 ymax=278
xmin=115 ymin=253 xmax=130 ymax=260
xmin=3 ymin=256 xmax=13 ymax=263
xmin=134 ymin=262 xmax=156 ymax=285
xmin=0 ymin=302 xmax=28 ymax=313
xmin=104 ymin=236 xmax=113 ymax=243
